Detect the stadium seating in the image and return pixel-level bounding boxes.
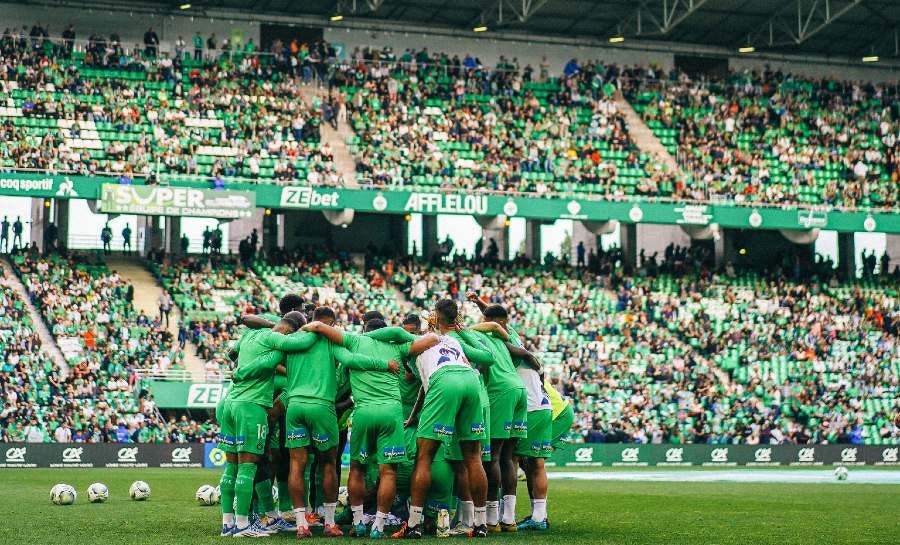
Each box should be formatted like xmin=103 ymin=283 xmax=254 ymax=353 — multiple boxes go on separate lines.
xmin=338 ymin=51 xmax=677 ymax=196
xmin=4 ymin=255 xmax=179 ymax=442
xmin=624 ymin=70 xmax=899 ymax=208
xmin=0 ymin=43 xmax=340 ymax=185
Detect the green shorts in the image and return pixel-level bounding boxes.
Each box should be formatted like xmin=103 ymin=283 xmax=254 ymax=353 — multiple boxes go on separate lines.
xmin=285 ymin=397 xmax=339 ymax=451
xmin=489 ymin=387 xmax=528 ymax=439
xmin=417 ymin=368 xmax=486 ymax=445
xmin=350 ymin=403 xmax=407 ymax=465
xmin=515 ymin=409 xmax=553 ymax=458
xmin=551 ymin=404 xmax=575 ymax=449
xmin=445 ymin=403 xmax=491 ymax=462
xmin=216 ymin=399 xmax=269 ymax=455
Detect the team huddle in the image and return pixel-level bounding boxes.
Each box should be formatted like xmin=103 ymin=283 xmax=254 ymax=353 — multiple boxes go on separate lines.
xmin=214 ymin=292 xmax=574 ymax=538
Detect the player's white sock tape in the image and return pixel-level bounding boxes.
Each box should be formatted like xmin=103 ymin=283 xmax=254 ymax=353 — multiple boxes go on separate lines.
xmin=461 ymin=501 xmax=475 ymax=526
xmin=532 ymin=499 xmax=547 ymax=522
xmin=351 ymin=505 xmax=364 ymax=525
xmin=486 ymin=501 xmax=500 ymax=526
xmin=293 ymin=508 xmax=307 ymax=528
xmin=222 ymin=513 xmax=235 ymax=527
xmin=235 ymin=515 xmax=249 ymax=529
xmin=474 ymin=506 xmax=487 ymax=527
xmin=501 ymin=495 xmax=517 ymax=524
xmin=324 ymin=502 xmax=337 ymax=526
xmin=409 ymin=505 xmax=424 ymax=527
xmin=374 ymin=511 xmax=387 ymax=531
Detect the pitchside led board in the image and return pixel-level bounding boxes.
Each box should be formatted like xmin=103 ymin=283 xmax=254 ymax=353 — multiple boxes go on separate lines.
xmin=1 ymin=443 xmax=897 ymax=469
xmin=99 ymin=184 xmax=256 ymax=219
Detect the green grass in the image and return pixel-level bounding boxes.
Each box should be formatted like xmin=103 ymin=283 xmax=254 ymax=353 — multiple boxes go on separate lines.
xmin=1 ymin=469 xmax=898 ymax=544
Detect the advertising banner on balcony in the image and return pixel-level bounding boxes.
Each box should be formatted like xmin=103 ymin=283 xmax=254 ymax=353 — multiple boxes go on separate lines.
xmin=99 ymin=184 xmax=255 ymax=219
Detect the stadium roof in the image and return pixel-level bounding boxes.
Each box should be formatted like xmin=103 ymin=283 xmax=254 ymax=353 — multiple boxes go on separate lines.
xmin=18 ymin=0 xmax=900 ymax=61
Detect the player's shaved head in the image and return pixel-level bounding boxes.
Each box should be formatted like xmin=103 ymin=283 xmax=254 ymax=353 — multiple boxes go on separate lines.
xmin=279 ymin=311 xmax=307 ymax=332
xmin=363 ymin=310 xmax=385 ymax=323
xmin=279 ymin=294 xmax=304 ymax=315
xmin=364 ymin=318 xmax=387 ymax=332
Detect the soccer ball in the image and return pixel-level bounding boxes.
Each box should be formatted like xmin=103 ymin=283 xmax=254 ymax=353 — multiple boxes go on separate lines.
xmin=49 ymin=483 xmax=64 ymax=501
xmin=196 ymin=485 xmax=217 ymax=506
xmin=51 ymin=484 xmax=77 ymax=505
xmin=129 ymin=480 xmax=151 ymax=501
xmin=337 ymin=486 xmax=349 ymax=507
xmin=834 ymin=466 xmax=849 ymax=481
xmin=87 ymin=483 xmax=110 ymax=503
xmin=271 ymin=484 xmax=279 ymax=504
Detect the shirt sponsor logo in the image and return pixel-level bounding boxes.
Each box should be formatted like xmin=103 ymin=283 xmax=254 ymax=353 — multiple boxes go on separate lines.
xmin=312 ymin=433 xmax=332 ymax=445
xmin=404 ymin=193 xmax=488 ymax=215
xmin=280 ymin=187 xmax=340 ymax=209
xmin=470 ymin=423 xmax=485 ymax=435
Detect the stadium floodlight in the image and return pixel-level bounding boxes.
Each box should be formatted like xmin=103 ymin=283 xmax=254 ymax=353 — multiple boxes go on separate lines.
xmin=179 ymin=3 xmax=191 ymax=9
xmin=608 ymin=36 xmax=624 ymax=43
xmin=738 ymin=46 xmax=754 ymax=54
xmin=473 ymin=25 xmax=488 ymax=32
xmin=861 ymin=55 xmax=879 ymax=62
xmin=331 ymin=14 xmax=344 ymax=22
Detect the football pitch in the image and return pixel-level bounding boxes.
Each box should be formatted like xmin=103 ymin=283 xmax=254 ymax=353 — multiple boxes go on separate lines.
xmin=2 ymin=468 xmax=898 ymax=545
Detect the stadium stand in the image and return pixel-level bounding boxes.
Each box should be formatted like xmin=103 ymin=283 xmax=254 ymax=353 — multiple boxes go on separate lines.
xmin=624 ymin=68 xmax=900 ymax=208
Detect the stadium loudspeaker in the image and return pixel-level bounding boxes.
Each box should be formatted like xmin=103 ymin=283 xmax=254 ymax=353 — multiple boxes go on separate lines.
xmin=779 ymin=229 xmax=820 ymax=245
xmin=581 ymin=220 xmax=619 ymax=235
xmin=475 ymin=216 xmax=506 ymax=230
xmin=680 ymin=223 xmax=720 ymax=241
xmin=322 ymin=208 xmax=355 ymax=227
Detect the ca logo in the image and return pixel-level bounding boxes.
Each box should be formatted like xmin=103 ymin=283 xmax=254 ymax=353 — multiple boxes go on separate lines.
xmin=574 ymin=447 xmax=594 ymax=462
xmin=665 ymin=448 xmax=683 ymax=462
xmin=621 ymin=448 xmax=639 ymax=462
xmin=710 ymin=448 xmax=729 ymax=462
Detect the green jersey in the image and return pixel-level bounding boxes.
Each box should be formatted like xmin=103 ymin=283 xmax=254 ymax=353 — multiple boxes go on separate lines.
xmin=342 ymin=333 xmax=412 ymax=407
xmin=229 ymin=329 xmax=318 ymax=407
xmin=470 ymin=329 xmax=524 ymax=396
xmin=285 ymin=336 xmax=389 ymax=403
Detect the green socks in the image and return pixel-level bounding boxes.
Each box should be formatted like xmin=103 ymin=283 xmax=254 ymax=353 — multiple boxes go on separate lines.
xmin=255 ymin=478 xmax=276 ymax=514
xmin=234 ymin=463 xmax=258 ymax=517
xmin=219 ymin=463 xmax=238 ymax=515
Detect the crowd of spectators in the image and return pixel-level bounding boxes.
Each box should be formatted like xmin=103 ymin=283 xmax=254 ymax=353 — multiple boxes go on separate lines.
xmin=624 ymin=65 xmax=899 ymax=208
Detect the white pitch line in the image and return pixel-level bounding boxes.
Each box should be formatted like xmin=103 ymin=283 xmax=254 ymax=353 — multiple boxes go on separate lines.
xmin=549 ymin=470 xmax=900 ymax=484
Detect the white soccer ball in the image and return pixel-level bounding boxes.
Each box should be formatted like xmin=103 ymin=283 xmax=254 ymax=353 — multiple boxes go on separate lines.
xmin=52 ymin=484 xmax=77 ymax=505
xmin=87 ymin=483 xmax=109 ymax=503
xmin=196 ymin=484 xmax=217 ymax=506
xmin=834 ymin=466 xmax=849 ymax=481
xmin=129 ymin=480 xmax=151 ymax=501
xmin=337 ymin=486 xmax=349 ymax=507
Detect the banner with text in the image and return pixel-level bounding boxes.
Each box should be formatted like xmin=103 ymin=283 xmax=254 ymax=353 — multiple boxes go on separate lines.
xmin=146 ymin=381 xmax=231 ymax=409
xmin=0 ymin=173 xmax=897 ymax=233
xmin=100 ymin=185 xmax=255 ymax=219
xmin=1 ymin=443 xmax=204 ymax=468
xmin=547 ymin=444 xmax=900 ymax=467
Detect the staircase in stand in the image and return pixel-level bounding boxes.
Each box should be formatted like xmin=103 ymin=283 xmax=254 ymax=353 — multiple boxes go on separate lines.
xmin=299 ymin=86 xmax=359 ymax=187
xmin=615 ymin=91 xmax=683 ymax=177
